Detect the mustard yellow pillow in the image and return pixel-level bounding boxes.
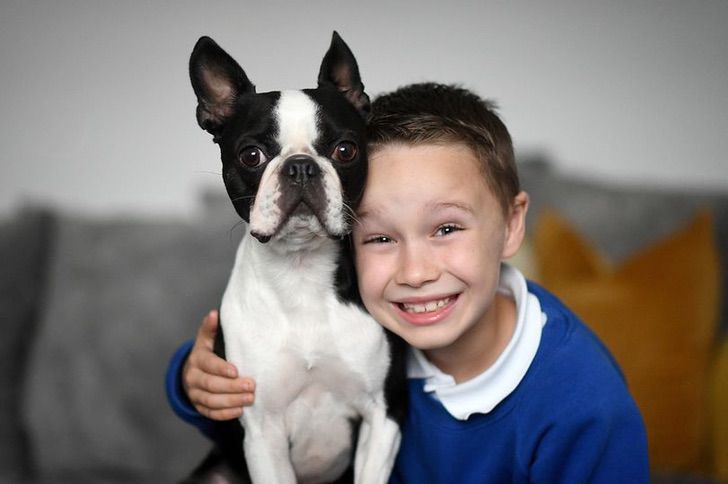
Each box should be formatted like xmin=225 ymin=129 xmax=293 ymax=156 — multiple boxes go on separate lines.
xmin=711 ymin=337 xmax=728 ymax=480
xmin=533 ymin=210 xmax=719 ymax=473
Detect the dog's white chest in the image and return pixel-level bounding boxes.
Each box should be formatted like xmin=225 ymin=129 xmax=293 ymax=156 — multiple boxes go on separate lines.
xmin=219 ymin=234 xmax=392 ymax=482
xmin=221 ymin=270 xmax=389 ymax=408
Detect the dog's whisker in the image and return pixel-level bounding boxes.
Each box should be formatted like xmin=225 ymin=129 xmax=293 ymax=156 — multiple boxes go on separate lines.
xmin=228 ymin=219 xmax=247 ymax=241
xmin=342 ymin=201 xmax=361 ymax=226
xmin=231 ymin=194 xmax=256 ymax=203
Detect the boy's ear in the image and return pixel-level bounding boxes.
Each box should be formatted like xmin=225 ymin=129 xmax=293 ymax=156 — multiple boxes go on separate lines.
xmin=189 ymin=36 xmax=255 ymax=141
xmin=502 ymin=191 xmax=530 ymax=259
xmin=317 ymin=31 xmax=370 ymax=118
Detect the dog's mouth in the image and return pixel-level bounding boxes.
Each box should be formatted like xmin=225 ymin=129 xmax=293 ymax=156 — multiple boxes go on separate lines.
xmin=250 ymin=196 xmax=345 ymax=244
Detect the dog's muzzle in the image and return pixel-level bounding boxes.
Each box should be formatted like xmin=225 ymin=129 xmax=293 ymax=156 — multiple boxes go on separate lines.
xmin=250 ymin=153 xmax=345 ymax=244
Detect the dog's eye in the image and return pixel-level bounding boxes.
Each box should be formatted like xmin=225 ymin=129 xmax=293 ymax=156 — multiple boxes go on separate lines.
xmin=331 ymin=141 xmax=358 ymax=163
xmin=239 ymin=146 xmax=268 ymax=167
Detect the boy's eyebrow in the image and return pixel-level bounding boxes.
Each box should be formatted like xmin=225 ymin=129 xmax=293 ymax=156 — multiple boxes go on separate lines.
xmin=355 ymin=207 xmax=381 ymax=221
xmin=356 ymin=201 xmax=474 ymax=221
xmin=428 ymin=201 xmax=475 ymax=214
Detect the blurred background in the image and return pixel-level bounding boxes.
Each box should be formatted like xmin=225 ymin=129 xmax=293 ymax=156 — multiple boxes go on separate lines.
xmin=1 ymin=0 xmax=727 ymax=216
xmin=1 ymin=1 xmax=727 ymax=483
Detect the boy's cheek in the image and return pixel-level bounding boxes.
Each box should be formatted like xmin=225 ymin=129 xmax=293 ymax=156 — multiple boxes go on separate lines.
xmin=354 ymin=264 xmax=375 ymax=302
xmin=353 ymin=246 xmax=374 ymax=280
xmin=353 ymin=260 xmax=382 ymax=309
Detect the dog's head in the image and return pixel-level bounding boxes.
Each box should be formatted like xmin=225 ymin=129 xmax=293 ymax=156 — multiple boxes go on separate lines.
xmin=189 ymin=32 xmax=369 ymax=244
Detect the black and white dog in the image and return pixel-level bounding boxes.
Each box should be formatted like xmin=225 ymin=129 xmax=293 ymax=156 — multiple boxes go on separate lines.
xmin=185 ymin=33 xmax=407 ymax=484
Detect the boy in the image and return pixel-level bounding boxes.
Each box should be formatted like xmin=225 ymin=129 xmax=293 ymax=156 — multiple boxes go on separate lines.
xmin=167 ymin=83 xmax=649 ymax=482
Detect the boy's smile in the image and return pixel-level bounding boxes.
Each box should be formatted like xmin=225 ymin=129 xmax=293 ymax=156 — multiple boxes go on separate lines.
xmin=353 ymin=142 xmax=528 ymax=381
xmin=394 ymin=293 xmax=459 ymax=326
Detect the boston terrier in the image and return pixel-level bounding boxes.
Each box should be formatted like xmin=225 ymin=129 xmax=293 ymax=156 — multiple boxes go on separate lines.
xmin=185 ymin=33 xmax=407 ymax=484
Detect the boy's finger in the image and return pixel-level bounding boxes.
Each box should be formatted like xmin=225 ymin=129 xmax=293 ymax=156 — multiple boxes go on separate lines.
xmin=196 ymin=390 xmax=254 ymax=410
xmin=200 ymin=405 xmax=244 ymax=421
xmin=197 ymin=310 xmax=219 ymax=350
xmin=198 ymin=373 xmax=251 ymax=394
xmin=197 ymin=351 xmax=238 ymax=378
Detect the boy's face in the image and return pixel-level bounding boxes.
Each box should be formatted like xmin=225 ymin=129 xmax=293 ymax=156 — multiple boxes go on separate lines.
xmin=353 ymin=143 xmax=527 ymax=360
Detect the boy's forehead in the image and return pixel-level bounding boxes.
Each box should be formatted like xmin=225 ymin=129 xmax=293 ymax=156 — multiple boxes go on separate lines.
xmin=367 ymin=143 xmax=487 ymax=189
xmin=360 ymin=142 xmax=501 ymax=217
xmin=369 ymin=142 xmax=482 ymax=172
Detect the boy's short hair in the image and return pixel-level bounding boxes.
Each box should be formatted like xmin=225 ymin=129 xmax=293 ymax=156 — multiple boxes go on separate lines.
xmin=367 ymin=83 xmax=520 ymax=214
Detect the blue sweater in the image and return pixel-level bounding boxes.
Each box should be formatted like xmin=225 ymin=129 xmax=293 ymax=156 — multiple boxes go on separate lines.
xmin=166 ymin=282 xmax=649 ymax=483
xmin=390 ymin=282 xmax=648 ymax=483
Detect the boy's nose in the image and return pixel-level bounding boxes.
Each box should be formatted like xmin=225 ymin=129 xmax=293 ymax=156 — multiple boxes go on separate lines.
xmin=395 ymin=242 xmax=439 ymax=287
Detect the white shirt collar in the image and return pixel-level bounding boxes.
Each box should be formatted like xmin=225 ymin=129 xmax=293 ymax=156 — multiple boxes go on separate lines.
xmin=407 ymin=264 xmax=546 ymax=420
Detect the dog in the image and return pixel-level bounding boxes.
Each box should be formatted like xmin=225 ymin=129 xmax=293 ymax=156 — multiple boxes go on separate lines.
xmin=184 ymin=32 xmax=408 ymax=484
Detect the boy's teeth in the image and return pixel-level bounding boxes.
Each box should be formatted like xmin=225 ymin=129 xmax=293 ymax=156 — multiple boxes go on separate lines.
xmin=402 ymin=297 xmax=451 ymax=314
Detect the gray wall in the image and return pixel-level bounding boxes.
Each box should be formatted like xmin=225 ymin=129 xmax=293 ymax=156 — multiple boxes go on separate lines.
xmin=2 ymin=0 xmax=726 ymax=217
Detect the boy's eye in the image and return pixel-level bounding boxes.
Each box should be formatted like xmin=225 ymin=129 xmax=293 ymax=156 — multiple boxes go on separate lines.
xmin=435 ymin=224 xmax=463 ymax=237
xmin=363 ymin=235 xmax=392 ymax=245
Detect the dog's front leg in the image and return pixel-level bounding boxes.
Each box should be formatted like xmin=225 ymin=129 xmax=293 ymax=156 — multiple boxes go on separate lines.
xmin=242 ymin=411 xmax=296 ymax=484
xmin=354 ymin=396 xmax=402 ymax=484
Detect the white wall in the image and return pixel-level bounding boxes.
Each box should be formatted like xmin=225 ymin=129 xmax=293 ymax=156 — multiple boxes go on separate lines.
xmin=2 ymin=0 xmax=726 ymax=218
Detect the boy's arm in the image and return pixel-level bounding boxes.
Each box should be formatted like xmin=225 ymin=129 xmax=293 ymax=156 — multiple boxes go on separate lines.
xmin=165 ymin=311 xmax=255 ymax=439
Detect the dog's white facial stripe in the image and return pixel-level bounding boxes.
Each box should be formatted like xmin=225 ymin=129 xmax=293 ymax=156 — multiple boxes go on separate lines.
xmin=249 ymin=90 xmax=348 ymax=240
xmin=250 ymin=91 xmax=319 ymax=237
xmin=275 ymin=90 xmax=319 ymax=156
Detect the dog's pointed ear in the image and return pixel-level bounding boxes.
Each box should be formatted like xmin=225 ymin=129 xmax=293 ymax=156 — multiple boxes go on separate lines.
xmin=318 ymin=31 xmax=370 ymax=118
xmin=189 ymin=36 xmax=255 ymax=141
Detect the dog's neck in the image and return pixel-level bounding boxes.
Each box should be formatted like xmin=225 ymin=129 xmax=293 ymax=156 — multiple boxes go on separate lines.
xmin=224 ymin=231 xmax=341 ymax=316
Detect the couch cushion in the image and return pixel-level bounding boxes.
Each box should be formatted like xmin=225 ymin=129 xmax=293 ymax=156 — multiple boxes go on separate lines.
xmin=0 ymin=207 xmax=55 ymax=480
xmin=21 ymin=198 xmax=242 ymax=481
xmin=533 ymin=210 xmax=719 ymax=473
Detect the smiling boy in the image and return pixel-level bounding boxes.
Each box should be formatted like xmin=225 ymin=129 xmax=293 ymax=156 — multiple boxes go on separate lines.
xmin=167 ymin=83 xmax=649 ymax=482
xmin=353 ymin=141 xmax=527 ymax=386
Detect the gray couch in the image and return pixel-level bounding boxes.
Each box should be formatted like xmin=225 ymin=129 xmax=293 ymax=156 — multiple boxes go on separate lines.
xmin=1 ymin=160 xmax=726 ymax=483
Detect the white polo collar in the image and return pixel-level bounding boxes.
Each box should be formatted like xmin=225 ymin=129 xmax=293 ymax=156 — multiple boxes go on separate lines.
xmin=407 ymin=264 xmax=546 ymax=420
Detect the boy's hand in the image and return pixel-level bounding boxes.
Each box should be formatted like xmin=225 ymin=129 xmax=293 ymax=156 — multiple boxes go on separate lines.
xmin=182 ymin=310 xmax=255 ymax=420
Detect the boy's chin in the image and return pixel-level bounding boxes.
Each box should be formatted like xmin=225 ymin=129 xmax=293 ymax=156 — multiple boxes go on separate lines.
xmin=376 ymin=309 xmax=463 ymax=351
xmin=400 ymin=328 xmax=462 ymax=353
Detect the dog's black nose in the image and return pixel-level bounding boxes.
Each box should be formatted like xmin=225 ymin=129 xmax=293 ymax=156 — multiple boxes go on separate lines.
xmin=284 ymin=155 xmax=320 ymax=185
